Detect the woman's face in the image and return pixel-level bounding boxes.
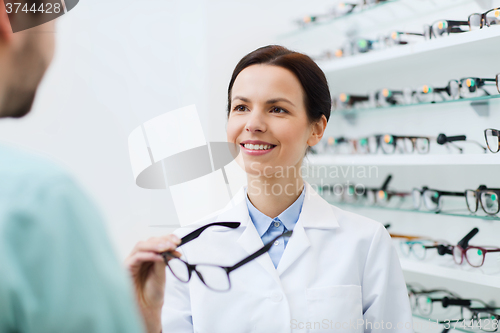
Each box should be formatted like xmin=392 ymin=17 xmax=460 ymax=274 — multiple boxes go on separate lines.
xmin=227 ymin=64 xmax=324 ymax=178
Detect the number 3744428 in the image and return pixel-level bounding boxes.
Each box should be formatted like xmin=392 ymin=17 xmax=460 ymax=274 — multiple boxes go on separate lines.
xmin=5 ymin=2 xmax=63 ymax=14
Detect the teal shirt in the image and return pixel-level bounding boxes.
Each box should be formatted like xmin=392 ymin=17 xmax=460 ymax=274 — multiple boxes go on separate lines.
xmin=0 ymin=144 xmax=144 ymax=333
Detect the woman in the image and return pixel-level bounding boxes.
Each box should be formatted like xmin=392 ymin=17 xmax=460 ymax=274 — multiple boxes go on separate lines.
xmin=125 ymin=45 xmax=413 ymax=333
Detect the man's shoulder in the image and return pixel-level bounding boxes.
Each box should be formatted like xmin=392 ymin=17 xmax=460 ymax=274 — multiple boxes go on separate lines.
xmin=0 ymin=143 xmax=71 ymax=188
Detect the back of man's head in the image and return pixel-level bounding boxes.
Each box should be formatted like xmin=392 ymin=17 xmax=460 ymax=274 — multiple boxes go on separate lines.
xmin=0 ymin=0 xmax=58 ymax=118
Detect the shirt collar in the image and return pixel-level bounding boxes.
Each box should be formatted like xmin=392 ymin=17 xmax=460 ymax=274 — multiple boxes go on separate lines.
xmin=245 ymin=185 xmax=306 ymax=237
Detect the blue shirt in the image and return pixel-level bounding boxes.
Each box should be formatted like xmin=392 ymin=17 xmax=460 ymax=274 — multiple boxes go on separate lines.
xmin=245 ymin=185 xmax=305 ymax=268
xmin=0 ymin=144 xmax=144 ymax=333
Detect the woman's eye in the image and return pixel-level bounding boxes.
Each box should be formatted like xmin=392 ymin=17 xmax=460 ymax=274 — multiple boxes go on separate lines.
xmin=271 ymin=107 xmax=288 ymax=114
xmin=233 ymin=105 xmax=248 ymax=112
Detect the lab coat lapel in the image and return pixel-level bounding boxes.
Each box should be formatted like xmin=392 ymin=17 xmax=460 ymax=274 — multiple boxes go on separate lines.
xmin=215 ymin=187 xmax=282 ymax=286
xmin=276 ymin=182 xmax=340 ymax=276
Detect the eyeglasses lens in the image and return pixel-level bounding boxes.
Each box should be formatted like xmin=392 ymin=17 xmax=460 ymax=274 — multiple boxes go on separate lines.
xmin=465 ymin=190 xmax=479 ymax=213
xmin=460 ymin=78 xmax=480 ymax=98
xmin=453 ymin=246 xmax=464 ymax=264
xmin=403 ymin=138 xmax=415 ymax=153
xmin=194 ymin=264 xmax=230 ymax=291
xmin=448 ymin=80 xmax=460 ymax=99
xmin=168 ymin=258 xmax=190 ymax=282
xmin=469 ymin=13 xmax=482 ymax=30
xmin=412 ymin=242 xmax=427 ymax=260
xmin=412 ymin=189 xmax=422 ymax=209
xmin=381 ymin=134 xmax=396 ymax=154
xmin=417 ymin=295 xmax=433 ymax=315
xmin=400 ymin=241 xmax=411 ymax=257
xmin=480 ymin=191 xmax=499 ymax=215
xmin=368 ymin=136 xmax=379 ymax=154
xmin=423 ymin=190 xmax=441 ymax=211
xmin=486 ymin=9 xmax=500 ymax=27
xmin=432 ymin=21 xmax=449 ymax=38
xmin=485 ymin=129 xmax=500 ymax=153
xmin=465 ymin=247 xmax=485 ymax=267
xmin=415 ymin=138 xmax=430 ymax=153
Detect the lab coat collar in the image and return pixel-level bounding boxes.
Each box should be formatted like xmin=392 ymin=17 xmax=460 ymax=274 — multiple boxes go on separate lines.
xmin=214 ymin=181 xmax=340 ymax=280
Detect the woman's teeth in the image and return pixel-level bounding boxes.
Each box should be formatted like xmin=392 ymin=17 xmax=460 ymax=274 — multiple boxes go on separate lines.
xmin=242 ymin=144 xmax=274 ymax=150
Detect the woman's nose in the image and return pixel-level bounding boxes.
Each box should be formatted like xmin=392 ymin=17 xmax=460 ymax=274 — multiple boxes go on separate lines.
xmin=244 ymin=110 xmax=267 ymax=133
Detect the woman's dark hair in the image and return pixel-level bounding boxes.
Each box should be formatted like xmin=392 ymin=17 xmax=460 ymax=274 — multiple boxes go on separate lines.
xmin=226 ymin=45 xmax=331 ymax=124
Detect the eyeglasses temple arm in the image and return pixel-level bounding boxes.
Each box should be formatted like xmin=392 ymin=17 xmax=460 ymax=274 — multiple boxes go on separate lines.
xmin=380 ymin=174 xmax=392 ymax=191
xmin=179 ymin=222 xmax=241 ymax=246
xmin=227 ymin=230 xmax=293 ymax=273
xmin=457 ymin=227 xmax=479 ymax=249
xmin=441 ymin=297 xmax=472 ymax=308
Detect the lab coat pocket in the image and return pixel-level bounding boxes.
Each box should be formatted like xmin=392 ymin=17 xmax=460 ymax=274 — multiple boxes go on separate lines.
xmin=306 ymin=285 xmax=363 ymax=333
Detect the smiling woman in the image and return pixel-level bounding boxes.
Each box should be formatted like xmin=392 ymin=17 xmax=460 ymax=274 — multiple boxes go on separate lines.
xmin=127 ymin=45 xmax=414 ymax=333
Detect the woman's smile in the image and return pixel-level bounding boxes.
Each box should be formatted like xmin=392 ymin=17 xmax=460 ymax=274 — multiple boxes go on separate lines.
xmin=240 ymin=139 xmax=277 ymax=156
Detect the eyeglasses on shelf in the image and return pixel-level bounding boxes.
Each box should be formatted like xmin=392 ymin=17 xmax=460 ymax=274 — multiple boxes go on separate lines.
xmin=407 ymin=284 xmax=500 ymax=332
xmin=315 ymin=8 xmax=500 ymax=60
xmin=485 ymin=128 xmax=500 ymax=153
xmin=332 ymin=74 xmax=500 ymax=111
xmin=466 ymin=185 xmax=500 ymax=216
xmin=469 ymin=7 xmax=500 ymax=30
xmin=295 ymin=0 xmax=389 ymax=28
xmin=163 ymin=230 xmax=293 ymax=292
xmin=412 ymin=186 xmax=465 ymax=212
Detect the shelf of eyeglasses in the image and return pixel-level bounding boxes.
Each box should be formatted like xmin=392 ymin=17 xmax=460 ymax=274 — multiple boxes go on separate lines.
xmin=317 ymin=26 xmax=500 ymax=75
xmin=305 ymin=153 xmax=500 ymax=166
xmin=279 ymin=0 xmax=470 ymax=40
xmin=331 ymin=94 xmax=500 ymax=115
xmin=325 ymin=201 xmax=500 ymax=221
xmin=412 ymin=314 xmax=499 ymax=333
xmin=400 ymin=258 xmax=500 ymax=289
xmin=284 ymin=0 xmax=397 ymax=33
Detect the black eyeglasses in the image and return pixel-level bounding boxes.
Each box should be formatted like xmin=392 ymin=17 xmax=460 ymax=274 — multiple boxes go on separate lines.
xmin=469 ymin=8 xmax=500 ymax=31
xmin=364 ymin=134 xmax=430 ymax=154
xmin=485 ymin=128 xmax=500 ymax=153
xmin=412 ymin=186 xmax=465 ymax=212
xmin=424 ymin=20 xmax=469 ymax=40
xmin=163 ymin=229 xmax=293 ymax=292
xmin=466 ymin=185 xmax=500 ymax=216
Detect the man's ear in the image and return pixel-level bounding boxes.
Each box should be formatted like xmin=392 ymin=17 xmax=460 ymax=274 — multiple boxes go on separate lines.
xmin=307 ymin=114 xmax=328 ymax=147
xmin=0 ymin=0 xmax=14 ymax=42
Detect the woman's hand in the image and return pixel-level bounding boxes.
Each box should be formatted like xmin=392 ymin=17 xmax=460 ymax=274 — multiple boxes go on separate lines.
xmin=125 ymin=234 xmax=182 ymax=333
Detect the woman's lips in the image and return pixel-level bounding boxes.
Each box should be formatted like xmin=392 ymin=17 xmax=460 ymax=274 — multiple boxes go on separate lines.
xmin=240 ymin=143 xmax=276 ymax=156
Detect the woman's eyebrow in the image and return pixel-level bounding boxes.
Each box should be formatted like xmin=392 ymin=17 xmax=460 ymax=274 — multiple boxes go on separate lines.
xmin=232 ymin=96 xmax=295 ymax=107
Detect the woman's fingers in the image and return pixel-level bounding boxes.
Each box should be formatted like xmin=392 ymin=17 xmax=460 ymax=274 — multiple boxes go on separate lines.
xmin=126 ymin=250 xmax=183 ymax=271
xmin=125 ymin=252 xmax=164 ymax=270
xmin=129 ymin=234 xmax=181 ymax=256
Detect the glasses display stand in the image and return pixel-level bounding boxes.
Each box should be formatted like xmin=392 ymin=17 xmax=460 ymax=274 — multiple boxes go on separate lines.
xmin=283 ymin=0 xmax=500 ymax=330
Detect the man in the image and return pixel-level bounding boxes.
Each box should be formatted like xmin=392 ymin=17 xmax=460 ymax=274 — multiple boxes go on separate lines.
xmin=0 ymin=1 xmax=179 ymax=332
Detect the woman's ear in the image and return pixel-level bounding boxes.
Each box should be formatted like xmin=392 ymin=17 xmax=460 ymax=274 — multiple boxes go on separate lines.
xmin=306 ymin=114 xmax=327 ymax=147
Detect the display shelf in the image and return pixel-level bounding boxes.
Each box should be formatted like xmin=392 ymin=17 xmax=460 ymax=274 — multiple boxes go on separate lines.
xmin=318 ymin=27 xmax=500 ymax=76
xmin=333 ymin=95 xmax=500 ymax=116
xmin=400 ymin=259 xmax=500 ymax=289
xmin=278 ymin=0 xmax=398 ymax=39
xmin=278 ymin=0 xmax=471 ymax=42
xmin=324 ymin=202 xmax=500 ymax=222
xmin=305 ymin=154 xmax=500 ymax=166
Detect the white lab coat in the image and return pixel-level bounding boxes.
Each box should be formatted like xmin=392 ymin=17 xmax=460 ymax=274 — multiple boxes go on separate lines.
xmin=162 ymin=181 xmax=414 ymax=333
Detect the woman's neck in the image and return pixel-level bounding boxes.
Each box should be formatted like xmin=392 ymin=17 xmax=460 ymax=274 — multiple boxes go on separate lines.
xmin=246 ymin=173 xmax=304 ymax=218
